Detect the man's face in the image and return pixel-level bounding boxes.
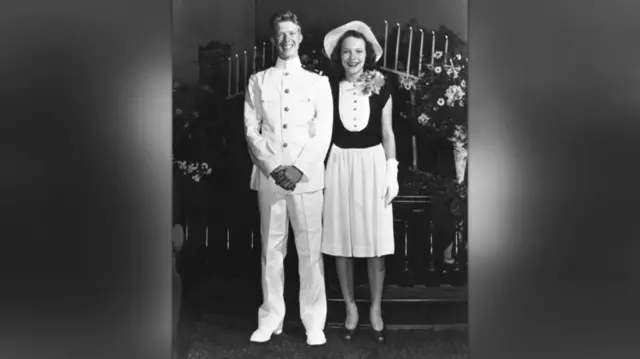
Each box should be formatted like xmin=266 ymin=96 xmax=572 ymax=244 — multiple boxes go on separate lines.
xmin=272 ymin=20 xmax=302 ymax=60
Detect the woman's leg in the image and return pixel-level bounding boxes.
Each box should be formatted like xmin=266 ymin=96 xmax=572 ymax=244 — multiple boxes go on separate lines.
xmin=335 ymin=256 xmax=358 ymax=329
xmin=367 ymin=256 xmax=386 ymax=331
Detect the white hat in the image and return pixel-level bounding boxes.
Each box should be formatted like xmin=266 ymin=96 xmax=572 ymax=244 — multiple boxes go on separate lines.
xmin=323 ymin=21 xmax=383 ymax=62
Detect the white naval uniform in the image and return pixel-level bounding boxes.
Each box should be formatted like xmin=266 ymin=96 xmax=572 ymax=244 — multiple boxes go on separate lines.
xmin=243 ymin=56 xmax=333 ymax=336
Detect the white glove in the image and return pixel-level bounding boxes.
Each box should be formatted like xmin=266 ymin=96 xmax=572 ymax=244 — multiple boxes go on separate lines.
xmin=382 ymin=158 xmax=399 ymax=206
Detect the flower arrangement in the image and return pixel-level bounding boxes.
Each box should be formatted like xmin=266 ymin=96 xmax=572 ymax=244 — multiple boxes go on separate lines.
xmin=400 ymin=50 xmax=468 ymax=144
xmin=173 ymin=155 xmax=212 ymax=182
xmin=396 ymin=30 xmax=469 ymax=184
xmin=356 ymin=69 xmax=386 ymax=96
xmin=172 ymin=80 xmax=226 ymax=219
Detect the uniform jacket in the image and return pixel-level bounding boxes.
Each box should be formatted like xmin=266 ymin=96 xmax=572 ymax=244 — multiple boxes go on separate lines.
xmin=244 ymin=56 xmax=334 ymax=194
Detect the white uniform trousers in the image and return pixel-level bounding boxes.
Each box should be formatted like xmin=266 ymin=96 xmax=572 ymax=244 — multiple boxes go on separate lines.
xmin=256 ymin=189 xmax=327 ymax=335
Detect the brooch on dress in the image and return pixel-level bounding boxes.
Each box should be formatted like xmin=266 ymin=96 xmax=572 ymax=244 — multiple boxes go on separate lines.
xmin=355 ymin=70 xmax=386 ymax=97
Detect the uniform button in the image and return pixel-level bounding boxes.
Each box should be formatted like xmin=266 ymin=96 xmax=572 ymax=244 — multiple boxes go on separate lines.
xmin=284 ymin=72 xmax=289 ymax=76
xmin=284 ymin=89 xmax=290 ymax=94
xmin=284 ymin=107 xmax=289 ymax=111
xmin=283 ymin=142 xmax=288 ymax=148
xmin=354 ymin=100 xmax=357 ymax=103
xmin=283 ymin=124 xmax=288 ymax=129
xmin=353 ymin=108 xmax=357 ymax=111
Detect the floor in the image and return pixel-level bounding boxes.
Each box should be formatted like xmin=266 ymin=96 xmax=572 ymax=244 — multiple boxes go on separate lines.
xmin=176 ymin=273 xmax=468 ymax=358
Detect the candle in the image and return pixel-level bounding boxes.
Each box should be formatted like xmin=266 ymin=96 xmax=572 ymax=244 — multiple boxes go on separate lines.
xmin=252 ymin=46 xmax=256 ymax=73
xmin=205 ymin=226 xmax=209 ymax=247
xmin=227 ymin=57 xmax=231 ymax=97
xmin=454 ymin=223 xmax=459 ymax=255
xmin=412 ymin=136 xmax=418 ymax=169
xmin=261 ymin=42 xmax=266 ymax=68
xmin=429 ymin=222 xmax=433 ymax=256
xmin=406 ymin=27 xmax=413 ymax=75
xmin=418 ymin=29 xmax=424 ymax=74
xmin=394 ymin=23 xmax=401 ymax=70
xmin=430 ymin=30 xmax=435 ymax=66
xmin=444 ymin=35 xmax=449 ymax=64
xmin=185 ymin=220 xmax=189 ymax=241
xmin=235 ymin=54 xmax=239 ymax=93
xmin=226 ymin=228 xmax=230 ymax=250
xmin=244 ymin=50 xmax=248 ymax=86
xmin=383 ymin=20 xmax=388 ymax=68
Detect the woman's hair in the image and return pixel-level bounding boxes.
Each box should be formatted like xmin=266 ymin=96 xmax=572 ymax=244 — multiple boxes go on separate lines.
xmin=329 ymin=30 xmax=378 ymax=80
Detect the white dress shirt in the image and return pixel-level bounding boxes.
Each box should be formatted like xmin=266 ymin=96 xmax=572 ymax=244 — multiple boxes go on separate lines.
xmin=244 ymin=56 xmax=334 ymax=194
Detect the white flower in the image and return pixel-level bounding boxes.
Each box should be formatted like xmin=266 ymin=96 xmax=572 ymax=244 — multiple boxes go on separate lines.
xmin=460 ymin=80 xmax=466 ymax=88
xmin=434 ymin=51 xmax=443 ymax=59
xmin=445 ymin=85 xmax=465 ymax=106
xmin=456 ymin=54 xmax=462 ymax=60
xmin=434 ymin=66 xmax=442 ymax=74
xmin=400 ymin=75 xmax=418 ymax=90
xmin=459 ymin=100 xmax=465 ymax=107
xmin=437 ymin=98 xmax=445 ymax=106
xmin=449 ymin=124 xmax=468 ymax=144
xmin=417 ymin=113 xmax=430 ymax=125
xmin=357 ymin=70 xmax=386 ymax=96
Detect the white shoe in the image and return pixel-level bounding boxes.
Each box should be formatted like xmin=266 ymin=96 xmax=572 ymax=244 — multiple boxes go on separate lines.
xmin=306 ymin=331 xmax=326 ymax=346
xmin=249 ymin=327 xmax=282 ymax=343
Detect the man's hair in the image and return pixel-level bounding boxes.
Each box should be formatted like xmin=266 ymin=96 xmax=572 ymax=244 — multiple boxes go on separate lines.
xmin=269 ymin=10 xmax=302 ymax=33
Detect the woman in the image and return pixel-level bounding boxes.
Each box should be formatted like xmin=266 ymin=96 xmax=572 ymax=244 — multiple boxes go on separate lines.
xmin=321 ymin=21 xmax=399 ymax=343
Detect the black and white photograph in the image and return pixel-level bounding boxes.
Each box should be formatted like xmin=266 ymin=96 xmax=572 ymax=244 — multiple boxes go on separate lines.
xmin=8 ymin=1 xmax=640 ymax=359
xmin=172 ymin=0 xmax=468 ymax=357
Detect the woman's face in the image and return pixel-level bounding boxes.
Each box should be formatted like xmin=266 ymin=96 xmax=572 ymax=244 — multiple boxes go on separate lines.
xmin=340 ymin=36 xmax=366 ymax=78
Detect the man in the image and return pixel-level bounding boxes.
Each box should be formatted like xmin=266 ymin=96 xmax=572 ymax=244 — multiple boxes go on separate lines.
xmin=243 ymin=10 xmax=333 ymax=346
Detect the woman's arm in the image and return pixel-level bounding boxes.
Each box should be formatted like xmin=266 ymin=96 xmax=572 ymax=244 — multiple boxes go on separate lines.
xmin=381 ymin=96 xmax=396 ymax=160
xmin=380 ymin=95 xmax=400 ymax=205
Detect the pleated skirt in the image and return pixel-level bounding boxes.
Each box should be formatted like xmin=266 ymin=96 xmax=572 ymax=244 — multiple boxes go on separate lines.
xmin=321 ymin=144 xmax=395 ymax=258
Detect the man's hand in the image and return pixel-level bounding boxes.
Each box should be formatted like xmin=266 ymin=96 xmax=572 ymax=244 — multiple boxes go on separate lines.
xmin=270 ymin=165 xmax=284 ymax=180
xmin=282 ymin=166 xmax=303 ymax=184
xmin=270 ymin=166 xmax=296 ymax=191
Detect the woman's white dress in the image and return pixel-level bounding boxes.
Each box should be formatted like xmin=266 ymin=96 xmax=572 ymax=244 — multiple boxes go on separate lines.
xmin=321 ymin=80 xmax=395 ymax=258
